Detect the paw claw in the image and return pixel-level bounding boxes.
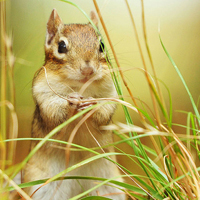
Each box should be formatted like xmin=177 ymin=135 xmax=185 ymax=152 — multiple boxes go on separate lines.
xmin=67 ymin=92 xmax=83 ymax=106
xmin=78 ymin=98 xmax=97 ymax=111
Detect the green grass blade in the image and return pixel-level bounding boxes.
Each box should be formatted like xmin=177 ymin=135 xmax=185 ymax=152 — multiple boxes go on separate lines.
xmin=42 ymin=152 xmax=121 ymax=184
xmin=159 ymin=34 xmax=200 ymax=127
xmin=7 ymin=175 xmax=146 ymax=196
xmin=68 ymin=175 xmax=123 ymax=200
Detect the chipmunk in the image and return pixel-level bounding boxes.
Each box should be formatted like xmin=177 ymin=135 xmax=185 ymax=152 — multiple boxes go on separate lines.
xmin=23 ymin=9 xmax=126 ymax=200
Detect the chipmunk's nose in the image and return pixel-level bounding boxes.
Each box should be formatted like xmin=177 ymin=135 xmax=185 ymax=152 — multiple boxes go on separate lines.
xmin=80 ymin=64 xmax=94 ymax=76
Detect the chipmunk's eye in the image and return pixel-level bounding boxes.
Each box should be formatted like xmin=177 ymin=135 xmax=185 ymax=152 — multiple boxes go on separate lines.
xmin=99 ymin=40 xmax=105 ymax=53
xmin=58 ymin=40 xmax=67 ymax=53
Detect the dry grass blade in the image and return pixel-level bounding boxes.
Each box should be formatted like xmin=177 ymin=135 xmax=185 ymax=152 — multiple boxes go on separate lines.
xmin=124 ymin=0 xmax=162 ymax=128
xmin=140 ymin=0 xmax=166 ymax=111
xmin=161 ymin=127 xmax=200 ymax=198
xmin=0 ymin=101 xmax=18 ymax=166
xmin=43 ymin=66 xmax=138 ymax=111
xmin=65 ymin=108 xmax=98 ymax=167
xmin=0 ymin=0 xmax=7 ymax=175
xmin=0 ymin=169 xmax=32 ymax=200
xmin=93 ymin=0 xmax=145 ymax=122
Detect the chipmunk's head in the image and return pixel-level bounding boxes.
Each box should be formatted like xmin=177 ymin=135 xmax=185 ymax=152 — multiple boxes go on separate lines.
xmin=44 ymin=9 xmax=109 ymax=87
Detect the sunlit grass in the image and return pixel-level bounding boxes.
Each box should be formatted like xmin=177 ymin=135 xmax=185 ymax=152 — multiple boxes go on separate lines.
xmin=1 ymin=0 xmax=200 ymax=199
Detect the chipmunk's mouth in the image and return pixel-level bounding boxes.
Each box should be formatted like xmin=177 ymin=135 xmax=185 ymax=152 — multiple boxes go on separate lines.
xmin=79 ymin=77 xmax=89 ymax=83
xmin=79 ymin=74 xmax=100 ymax=84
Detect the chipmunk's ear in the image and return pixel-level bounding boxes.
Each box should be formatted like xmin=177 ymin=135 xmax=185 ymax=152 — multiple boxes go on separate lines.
xmin=90 ymin=11 xmax=98 ymax=28
xmin=46 ymin=9 xmax=63 ymax=45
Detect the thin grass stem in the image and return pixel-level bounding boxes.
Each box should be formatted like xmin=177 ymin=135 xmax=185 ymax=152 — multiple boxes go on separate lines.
xmin=0 ymin=1 xmax=7 ymax=184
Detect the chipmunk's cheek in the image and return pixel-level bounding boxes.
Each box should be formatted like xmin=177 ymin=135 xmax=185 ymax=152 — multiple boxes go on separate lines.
xmin=95 ymin=65 xmax=104 ymax=79
xmin=62 ymin=66 xmax=81 ymax=83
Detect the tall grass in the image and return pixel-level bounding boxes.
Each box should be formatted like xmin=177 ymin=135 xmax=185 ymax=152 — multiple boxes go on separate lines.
xmin=1 ymin=0 xmax=200 ymax=200
xmin=0 ymin=1 xmax=19 ymax=199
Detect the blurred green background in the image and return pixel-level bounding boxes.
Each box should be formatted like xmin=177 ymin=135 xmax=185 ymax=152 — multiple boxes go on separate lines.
xmin=6 ymin=0 xmax=200 ymax=169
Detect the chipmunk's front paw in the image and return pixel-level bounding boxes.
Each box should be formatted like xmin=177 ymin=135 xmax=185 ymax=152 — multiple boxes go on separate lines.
xmin=78 ymin=97 xmax=97 ymax=111
xmin=67 ymin=92 xmax=83 ymax=109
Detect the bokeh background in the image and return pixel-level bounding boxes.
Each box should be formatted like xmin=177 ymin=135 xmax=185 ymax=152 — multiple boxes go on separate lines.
xmin=6 ymin=0 xmax=200 ymax=170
